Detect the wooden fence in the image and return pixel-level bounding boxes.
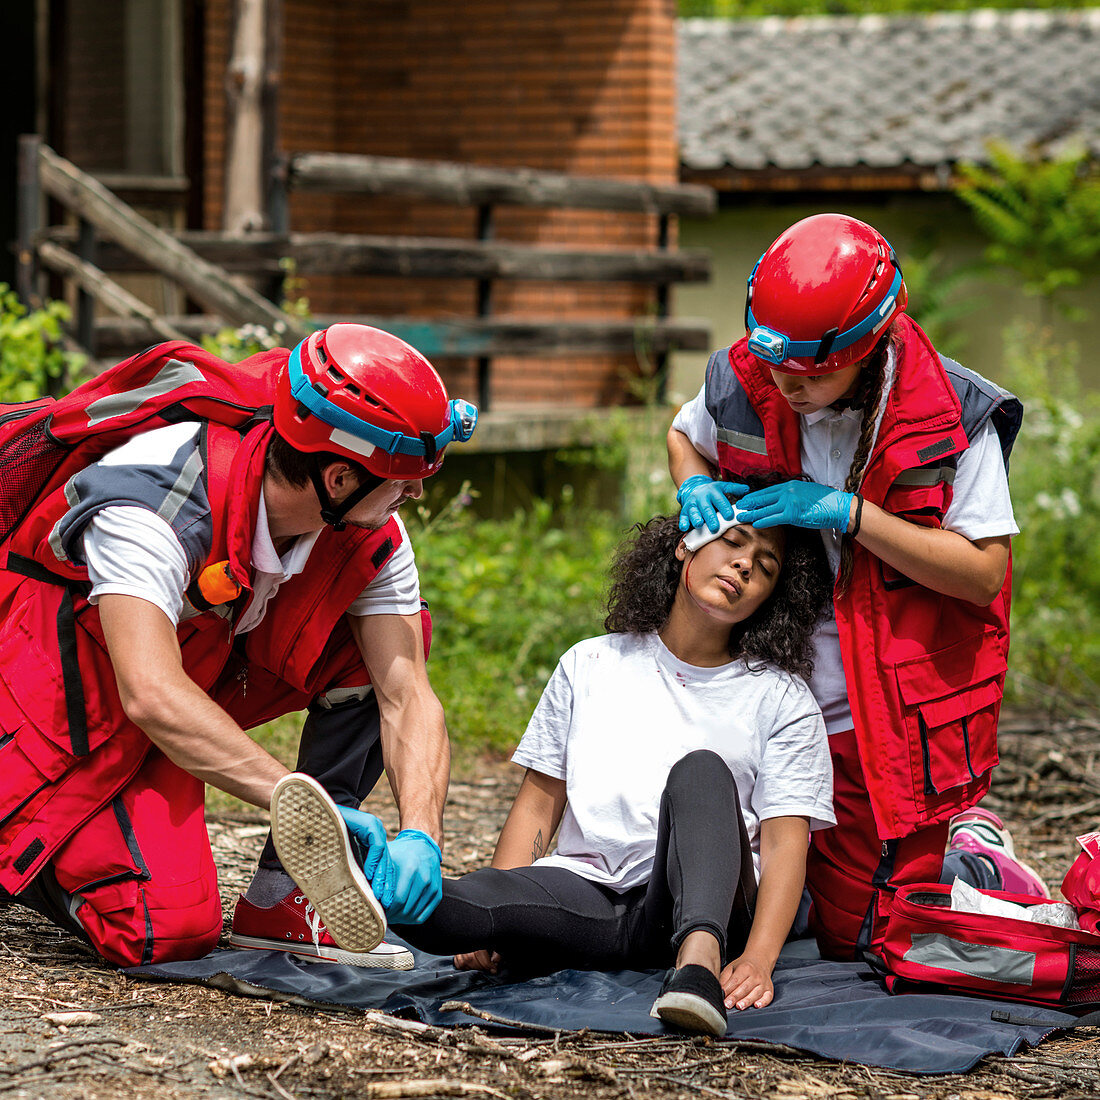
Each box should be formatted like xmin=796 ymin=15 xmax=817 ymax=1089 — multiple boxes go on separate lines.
xmin=18 ymin=137 xmax=715 ymax=409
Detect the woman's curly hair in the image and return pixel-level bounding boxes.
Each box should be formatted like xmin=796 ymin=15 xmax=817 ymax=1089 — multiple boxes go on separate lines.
xmin=603 ymin=479 xmax=832 ymax=679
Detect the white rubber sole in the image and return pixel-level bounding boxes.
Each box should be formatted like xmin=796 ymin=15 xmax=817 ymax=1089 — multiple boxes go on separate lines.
xmin=652 ymin=991 xmax=727 ymax=1037
xmin=228 ymin=931 xmax=413 ymax=970
xmin=269 ymin=773 xmax=387 ymax=954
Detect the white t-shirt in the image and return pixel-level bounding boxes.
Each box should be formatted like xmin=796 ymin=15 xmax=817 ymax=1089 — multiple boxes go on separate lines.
xmin=80 ymin=423 xmax=421 ymax=631
xmin=672 ymin=372 xmax=1018 ymax=734
xmin=512 ymin=632 xmax=835 ymax=892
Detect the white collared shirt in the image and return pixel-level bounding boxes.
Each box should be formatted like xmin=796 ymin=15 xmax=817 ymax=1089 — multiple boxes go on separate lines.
xmin=81 ymin=424 xmax=421 ymax=631
xmin=673 ymin=371 xmax=1018 ymax=735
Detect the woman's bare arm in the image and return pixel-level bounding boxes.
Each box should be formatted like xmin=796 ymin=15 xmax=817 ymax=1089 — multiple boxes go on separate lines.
xmin=720 ymin=816 xmax=809 ymax=1010
xmin=491 ymin=768 xmax=568 ymax=869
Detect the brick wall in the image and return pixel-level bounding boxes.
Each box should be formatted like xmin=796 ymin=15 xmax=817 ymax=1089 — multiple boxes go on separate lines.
xmin=205 ymin=0 xmax=679 ymax=407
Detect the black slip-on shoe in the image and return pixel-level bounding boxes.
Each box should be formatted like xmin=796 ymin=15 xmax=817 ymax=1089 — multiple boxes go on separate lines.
xmin=650 ymin=963 xmax=728 ymax=1037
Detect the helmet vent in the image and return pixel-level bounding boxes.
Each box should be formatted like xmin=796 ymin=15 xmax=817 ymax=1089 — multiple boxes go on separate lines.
xmin=326 ymin=366 xmax=344 ymax=383
xmin=317 ymin=345 xmax=328 ymax=364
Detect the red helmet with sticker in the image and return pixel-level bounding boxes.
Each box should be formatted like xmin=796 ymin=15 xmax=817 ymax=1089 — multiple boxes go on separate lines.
xmin=273 ymin=323 xmax=477 ymax=480
xmin=744 ymin=214 xmax=908 ymax=375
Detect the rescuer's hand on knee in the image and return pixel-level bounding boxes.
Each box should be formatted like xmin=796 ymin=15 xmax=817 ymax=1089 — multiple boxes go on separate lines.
xmin=383 ymin=829 xmax=443 ymax=924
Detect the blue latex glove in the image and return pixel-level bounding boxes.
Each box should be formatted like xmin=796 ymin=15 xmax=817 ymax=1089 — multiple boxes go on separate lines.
xmin=676 ymin=475 xmax=750 ymax=533
xmin=337 ymin=805 xmax=394 ymax=891
xmin=379 ymin=829 xmax=443 ymax=925
xmin=735 ymin=480 xmax=854 ymax=531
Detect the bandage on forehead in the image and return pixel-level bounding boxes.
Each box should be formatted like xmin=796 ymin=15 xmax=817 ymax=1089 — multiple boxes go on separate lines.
xmin=683 ymin=507 xmax=746 ymax=551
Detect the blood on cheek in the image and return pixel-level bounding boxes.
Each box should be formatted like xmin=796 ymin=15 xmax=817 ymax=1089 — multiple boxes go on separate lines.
xmin=683 ymin=555 xmax=717 ymax=618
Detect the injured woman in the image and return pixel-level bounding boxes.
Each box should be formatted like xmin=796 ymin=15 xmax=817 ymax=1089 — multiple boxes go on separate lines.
xmin=388 ymin=501 xmax=837 ymax=1036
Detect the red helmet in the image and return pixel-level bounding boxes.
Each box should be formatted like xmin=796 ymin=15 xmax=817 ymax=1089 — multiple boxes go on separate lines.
xmin=273 ymin=323 xmax=477 ymax=480
xmin=744 ymin=214 xmax=908 ymax=375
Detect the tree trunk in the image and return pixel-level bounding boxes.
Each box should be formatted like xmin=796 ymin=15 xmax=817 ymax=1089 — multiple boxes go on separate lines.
xmin=224 ymin=0 xmax=268 ymax=234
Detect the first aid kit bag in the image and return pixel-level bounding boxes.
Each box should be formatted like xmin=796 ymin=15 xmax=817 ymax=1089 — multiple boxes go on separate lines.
xmin=881 ymin=882 xmax=1100 ymax=1011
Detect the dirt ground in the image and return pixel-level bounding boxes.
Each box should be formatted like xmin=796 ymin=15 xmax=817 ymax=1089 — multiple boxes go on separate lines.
xmin=2 ymin=714 xmax=1099 ymax=1100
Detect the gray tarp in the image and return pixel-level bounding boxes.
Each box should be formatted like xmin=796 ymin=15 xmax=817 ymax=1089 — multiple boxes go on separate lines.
xmin=126 ymin=938 xmax=1078 ymax=1074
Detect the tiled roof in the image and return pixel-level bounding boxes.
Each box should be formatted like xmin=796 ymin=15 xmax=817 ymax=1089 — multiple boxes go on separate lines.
xmin=678 ymin=10 xmax=1100 ymax=175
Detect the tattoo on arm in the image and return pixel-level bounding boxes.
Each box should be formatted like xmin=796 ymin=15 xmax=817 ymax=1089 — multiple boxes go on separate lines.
xmin=532 ymin=829 xmax=544 ymax=862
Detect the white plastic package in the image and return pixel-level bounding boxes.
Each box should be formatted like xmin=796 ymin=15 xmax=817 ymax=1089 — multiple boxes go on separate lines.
xmin=949 ymin=877 xmax=1080 ymax=929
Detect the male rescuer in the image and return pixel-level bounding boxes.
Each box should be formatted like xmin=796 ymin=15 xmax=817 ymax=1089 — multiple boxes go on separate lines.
xmin=0 ymin=323 xmax=477 ymax=969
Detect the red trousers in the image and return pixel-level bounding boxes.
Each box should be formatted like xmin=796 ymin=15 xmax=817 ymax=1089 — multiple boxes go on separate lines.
xmin=806 ymin=729 xmax=948 ymax=961
xmin=11 ymin=626 xmax=386 ymax=968
xmin=49 ymin=748 xmax=223 ymax=967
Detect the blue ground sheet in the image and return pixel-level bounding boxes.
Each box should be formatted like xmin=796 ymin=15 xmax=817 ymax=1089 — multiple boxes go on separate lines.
xmin=127 ymin=938 xmax=1077 ymax=1074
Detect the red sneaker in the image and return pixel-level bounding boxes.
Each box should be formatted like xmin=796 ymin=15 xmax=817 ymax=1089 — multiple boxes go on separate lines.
xmin=269 ymin=773 xmax=387 ymax=953
xmin=229 ymin=892 xmax=413 ymax=969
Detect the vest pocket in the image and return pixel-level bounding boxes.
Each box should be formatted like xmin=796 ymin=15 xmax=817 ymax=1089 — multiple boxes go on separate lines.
xmin=0 ymin=620 xmax=75 ymax=773
xmin=0 ymin=729 xmax=52 ymax=834
xmin=894 ymin=632 xmax=1006 ymax=798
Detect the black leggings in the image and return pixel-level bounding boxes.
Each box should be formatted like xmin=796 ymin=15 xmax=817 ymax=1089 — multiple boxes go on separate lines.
xmin=396 ymin=749 xmax=758 ymax=975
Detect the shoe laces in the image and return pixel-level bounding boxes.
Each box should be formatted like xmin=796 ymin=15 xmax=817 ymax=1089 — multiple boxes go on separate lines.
xmin=295 ymin=895 xmax=327 ymax=949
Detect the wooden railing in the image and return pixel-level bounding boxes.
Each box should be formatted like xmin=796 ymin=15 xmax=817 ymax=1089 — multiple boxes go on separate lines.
xmin=18 ymin=138 xmax=715 ymax=409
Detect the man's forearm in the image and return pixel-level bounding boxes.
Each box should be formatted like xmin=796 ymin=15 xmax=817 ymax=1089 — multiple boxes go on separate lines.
xmin=134 ymin=681 xmax=288 ymax=807
xmin=100 ymin=592 xmax=288 ymax=808
xmin=380 ymin=696 xmax=449 ymax=846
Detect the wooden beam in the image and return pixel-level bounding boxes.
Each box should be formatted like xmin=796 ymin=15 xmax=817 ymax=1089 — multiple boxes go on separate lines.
xmin=289 ymin=153 xmax=717 ymax=217
xmin=61 ymin=230 xmax=711 ymax=284
xmin=16 ymin=134 xmax=42 ymax=306
xmin=36 ymin=144 xmax=311 ymax=340
xmin=460 ymin=406 xmax=668 ymax=455
xmin=680 ymin=164 xmax=944 ymax=194
xmin=94 ymin=314 xmax=713 ymax=358
xmin=38 ymin=241 xmax=189 ymax=343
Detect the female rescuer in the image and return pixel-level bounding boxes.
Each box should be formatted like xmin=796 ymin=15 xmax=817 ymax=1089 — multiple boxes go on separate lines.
xmin=667 ymin=213 xmax=1029 ymax=960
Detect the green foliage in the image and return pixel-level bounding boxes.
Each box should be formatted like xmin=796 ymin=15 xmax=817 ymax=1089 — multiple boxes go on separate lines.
xmin=954 ymin=142 xmax=1100 ymax=322
xmin=410 ymin=486 xmax=622 ymax=761
xmin=679 ymin=0 xmax=1099 ymax=15
xmin=0 ymin=284 xmax=86 ymax=400
xmin=898 ymin=248 xmax=982 ymax=361
xmin=1002 ymin=325 xmax=1100 ymax=709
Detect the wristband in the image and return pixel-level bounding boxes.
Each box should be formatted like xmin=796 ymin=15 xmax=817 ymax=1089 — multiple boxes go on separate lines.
xmin=849 ymin=494 xmax=864 ymax=537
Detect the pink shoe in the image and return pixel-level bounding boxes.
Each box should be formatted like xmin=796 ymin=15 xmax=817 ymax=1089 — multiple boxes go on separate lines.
xmin=947 ymin=808 xmax=1050 ymax=899
xmin=229 ymin=892 xmax=413 ymax=969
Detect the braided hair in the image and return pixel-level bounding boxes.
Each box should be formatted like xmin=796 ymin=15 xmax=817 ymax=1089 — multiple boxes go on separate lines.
xmin=835 ymin=322 xmax=902 ymax=592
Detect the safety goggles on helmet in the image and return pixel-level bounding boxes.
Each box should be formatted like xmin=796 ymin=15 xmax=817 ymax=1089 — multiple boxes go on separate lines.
xmin=744 ymin=244 xmax=904 ymax=375
xmin=287 ymin=343 xmax=478 ymax=465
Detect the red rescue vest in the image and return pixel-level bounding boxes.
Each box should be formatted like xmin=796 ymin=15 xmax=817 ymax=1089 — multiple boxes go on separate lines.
xmin=703 ymin=316 xmax=1020 ymax=839
xmin=0 ymin=343 xmax=403 ymax=891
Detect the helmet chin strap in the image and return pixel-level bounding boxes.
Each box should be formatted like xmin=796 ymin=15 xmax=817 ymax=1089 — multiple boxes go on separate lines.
xmin=309 ymin=458 xmax=384 ymax=532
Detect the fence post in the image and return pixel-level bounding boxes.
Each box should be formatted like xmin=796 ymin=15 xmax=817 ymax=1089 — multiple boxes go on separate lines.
xmin=475 ymin=203 xmax=494 ymax=412
xmin=76 ymin=218 xmax=97 ymax=354
xmin=655 ymin=212 xmax=671 ymax=403
xmin=16 ymin=134 xmax=42 ymax=307
xmin=266 ymin=151 xmax=290 ymax=303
